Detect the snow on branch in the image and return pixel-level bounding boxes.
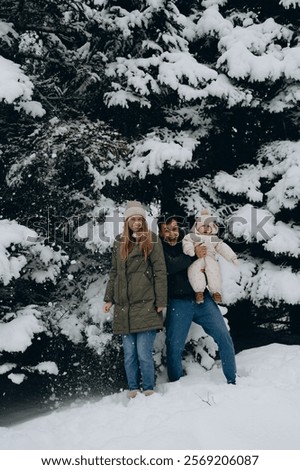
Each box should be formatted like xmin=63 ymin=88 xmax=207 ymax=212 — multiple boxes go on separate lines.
xmin=201 ymin=0 xmax=228 ymax=7
xmin=0 ymin=220 xmax=37 ymax=285
xmin=266 ymin=165 xmax=300 ymax=213
xmin=0 ymin=219 xmax=69 ymax=286
xmin=104 ymin=88 xmax=152 ymax=109
xmin=265 ymin=84 xmax=300 ymax=112
xmin=264 ymin=222 xmax=300 ymax=257
xmin=195 ymin=5 xmax=233 ymax=39
xmin=282 ymin=46 xmax=300 ymax=81
xmin=229 ymin=204 xmax=300 ymax=257
xmin=0 ymin=306 xmax=45 ymax=353
xmin=216 ymin=17 xmax=298 ymax=82
xmin=28 ymin=243 xmax=69 ymax=284
xmin=214 ymin=140 xmax=300 ymax=213
xmin=104 ymin=7 xmax=144 ymax=38
xmin=214 ymin=168 xmax=264 ymax=202
xmin=203 ymin=73 xmax=253 ymax=107
xmin=217 ymin=42 xmax=283 ymax=82
xmin=158 ymin=52 xmax=218 ymax=88
xmin=106 ymin=57 xmax=161 ymax=96
xmin=105 ymin=52 xmax=217 ymax=107
xmin=219 ymin=256 xmax=254 ymax=305
xmin=0 ymin=56 xmax=45 ymax=116
xmin=0 ymin=20 xmax=18 ymax=45
xmin=259 ymin=140 xmax=300 ymax=213
xmin=218 ymin=18 xmax=292 ymax=54
xmin=177 ymin=177 xmax=222 ymax=214
xmin=0 ymin=56 xmax=33 ymax=102
xmin=127 ymin=130 xmax=198 ymax=178
xmin=84 ymin=155 xmax=131 ymax=195
xmin=279 ymin=0 xmax=300 ymax=7
xmin=250 ymin=262 xmax=300 ymax=306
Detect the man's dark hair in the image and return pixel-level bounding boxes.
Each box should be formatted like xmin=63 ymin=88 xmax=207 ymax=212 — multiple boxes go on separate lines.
xmin=157 ymin=213 xmax=187 ymax=228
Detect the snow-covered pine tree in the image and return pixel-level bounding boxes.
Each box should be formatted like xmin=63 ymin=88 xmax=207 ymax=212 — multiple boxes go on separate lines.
xmin=212 ymin=140 xmax=300 ymax=334
xmin=175 ymin=0 xmax=300 ymax=340
xmin=94 ymin=0 xmax=300 ymax=342
xmin=0 ymin=116 xmax=133 ymax=409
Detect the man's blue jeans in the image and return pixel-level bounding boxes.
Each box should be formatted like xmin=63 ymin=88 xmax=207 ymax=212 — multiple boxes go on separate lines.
xmin=122 ymin=331 xmax=156 ymax=391
xmin=165 ymin=291 xmax=236 ymax=384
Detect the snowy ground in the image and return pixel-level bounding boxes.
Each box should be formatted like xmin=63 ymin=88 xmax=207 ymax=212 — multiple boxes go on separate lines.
xmin=0 ymin=343 xmax=300 ymax=450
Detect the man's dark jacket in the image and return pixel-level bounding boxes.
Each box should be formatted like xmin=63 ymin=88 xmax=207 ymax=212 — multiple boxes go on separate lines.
xmin=160 ymin=230 xmax=197 ymax=300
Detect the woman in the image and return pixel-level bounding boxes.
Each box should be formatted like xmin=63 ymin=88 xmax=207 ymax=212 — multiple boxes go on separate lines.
xmin=103 ymin=201 xmax=167 ymax=398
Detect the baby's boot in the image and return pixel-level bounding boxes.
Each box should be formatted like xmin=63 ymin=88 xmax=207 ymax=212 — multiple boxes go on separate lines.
xmin=212 ymin=292 xmax=222 ymax=303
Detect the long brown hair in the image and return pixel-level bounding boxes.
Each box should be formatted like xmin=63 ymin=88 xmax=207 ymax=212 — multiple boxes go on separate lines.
xmin=120 ymin=218 xmax=153 ymax=261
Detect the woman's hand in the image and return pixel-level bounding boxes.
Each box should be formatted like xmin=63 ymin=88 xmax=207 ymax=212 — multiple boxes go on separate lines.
xmin=156 ymin=306 xmax=164 ymax=313
xmin=103 ymin=302 xmax=113 ymax=313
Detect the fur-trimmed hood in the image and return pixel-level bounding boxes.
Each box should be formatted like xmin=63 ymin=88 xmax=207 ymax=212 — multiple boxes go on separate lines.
xmin=193 ymin=208 xmax=218 ymax=235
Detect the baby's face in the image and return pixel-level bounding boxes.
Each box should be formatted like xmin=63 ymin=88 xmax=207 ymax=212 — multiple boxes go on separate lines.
xmin=198 ymin=224 xmax=213 ymax=235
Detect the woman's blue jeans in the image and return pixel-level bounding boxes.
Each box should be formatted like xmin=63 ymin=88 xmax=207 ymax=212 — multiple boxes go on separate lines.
xmin=165 ymin=291 xmax=236 ymax=384
xmin=122 ymin=331 xmax=156 ymax=391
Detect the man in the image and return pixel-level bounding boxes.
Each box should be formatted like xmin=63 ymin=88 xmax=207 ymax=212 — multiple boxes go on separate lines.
xmin=157 ymin=214 xmax=237 ymax=385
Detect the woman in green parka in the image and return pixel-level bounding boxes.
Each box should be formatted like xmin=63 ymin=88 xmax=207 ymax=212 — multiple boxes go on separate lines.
xmin=103 ymin=201 xmax=167 ymax=398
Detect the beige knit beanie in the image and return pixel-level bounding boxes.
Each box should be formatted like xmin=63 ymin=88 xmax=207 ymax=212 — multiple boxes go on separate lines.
xmin=124 ymin=201 xmax=146 ymax=220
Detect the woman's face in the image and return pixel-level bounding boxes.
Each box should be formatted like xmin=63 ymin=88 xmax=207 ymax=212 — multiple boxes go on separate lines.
xmin=128 ymin=216 xmax=144 ymax=232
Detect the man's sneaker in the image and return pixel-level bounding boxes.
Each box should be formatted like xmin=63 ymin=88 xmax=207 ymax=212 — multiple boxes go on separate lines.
xmin=212 ymin=292 xmax=222 ymax=303
xmin=127 ymin=389 xmax=140 ymax=398
xmin=195 ymin=292 xmax=204 ymax=303
xmin=143 ymin=390 xmax=155 ymax=396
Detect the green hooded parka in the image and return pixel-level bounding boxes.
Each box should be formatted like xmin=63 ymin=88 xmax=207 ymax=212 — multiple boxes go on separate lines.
xmin=104 ymin=233 xmax=167 ymax=334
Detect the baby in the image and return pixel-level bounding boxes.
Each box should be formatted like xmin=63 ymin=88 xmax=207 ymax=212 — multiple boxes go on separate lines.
xmin=182 ymin=208 xmax=238 ymax=304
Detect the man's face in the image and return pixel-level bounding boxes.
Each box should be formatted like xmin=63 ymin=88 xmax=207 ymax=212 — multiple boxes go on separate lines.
xmin=159 ymin=219 xmax=179 ymax=244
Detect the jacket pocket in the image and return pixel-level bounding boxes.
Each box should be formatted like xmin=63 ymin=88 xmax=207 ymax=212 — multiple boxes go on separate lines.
xmin=128 ymin=270 xmax=154 ymax=304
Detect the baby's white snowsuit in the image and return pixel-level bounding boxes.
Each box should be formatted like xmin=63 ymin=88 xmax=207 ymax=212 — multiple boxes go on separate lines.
xmin=182 ymin=211 xmax=238 ymax=296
